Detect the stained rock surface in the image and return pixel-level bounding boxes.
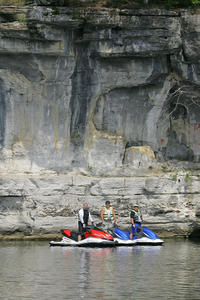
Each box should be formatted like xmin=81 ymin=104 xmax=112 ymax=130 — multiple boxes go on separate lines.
xmin=0 ymin=4 xmax=200 ymax=238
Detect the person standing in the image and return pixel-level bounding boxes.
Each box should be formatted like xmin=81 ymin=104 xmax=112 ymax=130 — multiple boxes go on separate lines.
xmin=130 ymin=204 xmax=143 ymax=239
xmin=100 ymin=200 xmax=117 ymax=230
xmin=78 ymin=203 xmax=94 ymax=241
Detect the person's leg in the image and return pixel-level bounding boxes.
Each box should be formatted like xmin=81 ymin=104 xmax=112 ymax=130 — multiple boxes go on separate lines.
xmin=101 ymin=221 xmax=108 ymax=231
xmin=106 ymin=221 xmax=113 ymax=231
xmin=135 ymin=223 xmax=141 ymax=233
xmin=130 ymin=225 xmax=136 ymax=239
xmin=78 ymin=222 xmax=83 ymax=241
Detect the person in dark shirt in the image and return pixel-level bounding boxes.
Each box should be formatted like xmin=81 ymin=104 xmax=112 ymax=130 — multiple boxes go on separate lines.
xmin=130 ymin=204 xmax=143 ymax=239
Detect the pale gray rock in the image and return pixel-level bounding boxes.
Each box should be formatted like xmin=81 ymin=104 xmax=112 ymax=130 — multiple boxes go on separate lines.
xmin=122 ymin=146 xmax=155 ymax=168
xmin=181 ymin=14 xmax=200 ymax=62
xmin=0 ymin=6 xmax=199 ymax=237
xmin=88 ymin=131 xmax=126 ymax=175
xmin=0 ymin=174 xmax=199 ymax=237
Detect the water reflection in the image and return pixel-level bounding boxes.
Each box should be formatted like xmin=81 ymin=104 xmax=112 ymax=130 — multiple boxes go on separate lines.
xmin=60 ymin=247 xmax=115 ymax=299
xmin=0 ymin=241 xmax=200 ymax=300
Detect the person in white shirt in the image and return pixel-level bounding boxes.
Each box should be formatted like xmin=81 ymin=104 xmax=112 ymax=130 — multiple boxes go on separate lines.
xmin=78 ymin=203 xmax=94 ymax=241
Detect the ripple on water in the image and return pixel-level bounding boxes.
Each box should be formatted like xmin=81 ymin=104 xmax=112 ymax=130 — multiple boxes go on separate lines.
xmin=0 ymin=240 xmax=200 ymax=300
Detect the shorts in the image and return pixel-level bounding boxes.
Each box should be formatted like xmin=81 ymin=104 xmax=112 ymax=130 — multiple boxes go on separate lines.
xmin=78 ymin=221 xmax=86 ymax=236
xmin=103 ymin=221 xmax=114 ymax=231
xmin=131 ymin=223 xmax=142 ymax=234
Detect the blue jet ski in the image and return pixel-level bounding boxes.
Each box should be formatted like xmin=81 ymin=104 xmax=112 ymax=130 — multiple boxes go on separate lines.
xmin=113 ymin=224 xmax=164 ymax=246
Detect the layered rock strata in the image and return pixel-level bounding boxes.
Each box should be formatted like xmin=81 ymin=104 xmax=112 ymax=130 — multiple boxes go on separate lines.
xmin=0 ymin=5 xmax=200 ymax=237
xmin=0 ymin=173 xmax=200 ymax=238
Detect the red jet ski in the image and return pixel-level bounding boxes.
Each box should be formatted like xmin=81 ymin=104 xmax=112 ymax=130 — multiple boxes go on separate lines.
xmin=49 ymin=226 xmax=116 ymax=247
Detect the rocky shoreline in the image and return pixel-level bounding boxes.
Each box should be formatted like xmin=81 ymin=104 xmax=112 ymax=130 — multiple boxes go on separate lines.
xmin=0 ymin=172 xmax=200 ymax=238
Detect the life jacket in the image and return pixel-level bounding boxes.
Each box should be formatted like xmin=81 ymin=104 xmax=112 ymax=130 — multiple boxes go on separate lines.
xmin=83 ymin=209 xmax=89 ymax=225
xmin=131 ymin=209 xmax=142 ymax=223
xmin=103 ymin=206 xmax=114 ymax=222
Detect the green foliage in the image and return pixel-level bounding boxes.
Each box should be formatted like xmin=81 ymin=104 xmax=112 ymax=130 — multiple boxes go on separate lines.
xmin=185 ymin=173 xmax=191 ymax=180
xmin=17 ymin=14 xmax=27 ymax=22
xmin=71 ymin=131 xmax=80 ymax=139
xmin=88 ymin=165 xmax=93 ymax=172
xmin=71 ymin=130 xmax=81 ymax=146
xmin=192 ymin=0 xmax=200 ymax=6
xmin=172 ymin=174 xmax=177 ymax=181
xmin=52 ymin=9 xmax=59 ymax=15
xmin=161 ymin=165 xmax=167 ymax=171
xmin=163 ymin=0 xmax=200 ymax=9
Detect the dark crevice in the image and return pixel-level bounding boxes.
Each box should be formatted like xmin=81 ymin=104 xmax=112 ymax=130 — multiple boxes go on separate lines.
xmin=189 ymin=228 xmax=200 ymax=240
xmin=0 ymin=78 xmax=6 ymax=148
xmin=122 ymin=142 xmax=129 ymax=165
xmin=0 ymin=13 xmax=16 ymax=23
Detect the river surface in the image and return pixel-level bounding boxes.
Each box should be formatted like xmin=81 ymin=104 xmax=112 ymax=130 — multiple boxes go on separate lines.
xmin=0 ymin=239 xmax=200 ymax=300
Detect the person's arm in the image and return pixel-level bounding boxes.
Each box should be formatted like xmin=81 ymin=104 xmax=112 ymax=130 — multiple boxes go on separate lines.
xmin=89 ymin=211 xmax=94 ymax=223
xmin=112 ymin=208 xmax=117 ymax=223
xmin=131 ymin=218 xmax=135 ymax=226
xmin=100 ymin=208 xmax=105 ymax=222
xmin=130 ymin=211 xmax=135 ymax=226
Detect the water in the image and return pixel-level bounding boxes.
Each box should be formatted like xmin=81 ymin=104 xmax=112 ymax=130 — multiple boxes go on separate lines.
xmin=0 ymin=240 xmax=200 ymax=300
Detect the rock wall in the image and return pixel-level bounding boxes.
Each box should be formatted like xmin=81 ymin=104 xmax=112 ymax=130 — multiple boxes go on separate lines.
xmin=0 ymin=5 xmax=200 ymax=237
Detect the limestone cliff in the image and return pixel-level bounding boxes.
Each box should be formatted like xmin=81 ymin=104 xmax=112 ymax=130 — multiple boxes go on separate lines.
xmin=0 ymin=4 xmax=200 ymax=238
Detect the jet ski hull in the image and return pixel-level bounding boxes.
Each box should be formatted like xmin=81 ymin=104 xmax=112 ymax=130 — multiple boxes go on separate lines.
xmin=49 ymin=237 xmax=116 ymax=247
xmin=114 ymin=238 xmax=137 ymax=246
xmin=49 ymin=226 xmax=164 ymax=247
xmin=113 ymin=228 xmax=138 ymax=246
xmin=113 ymin=227 xmax=164 ymax=246
xmin=135 ymin=237 xmax=164 ymax=245
xmin=50 ymin=227 xmax=116 ymax=247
